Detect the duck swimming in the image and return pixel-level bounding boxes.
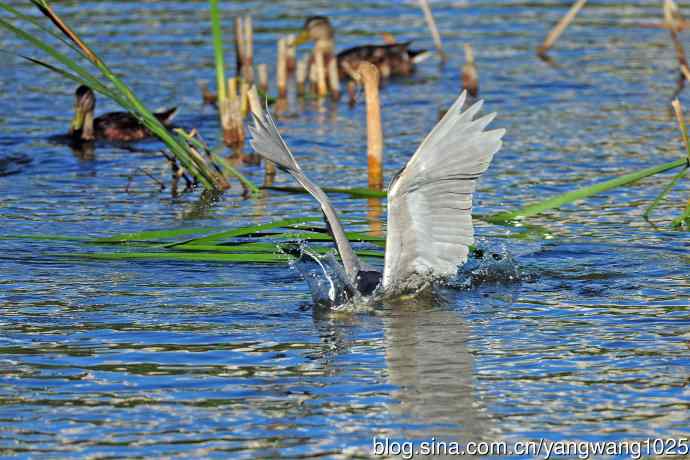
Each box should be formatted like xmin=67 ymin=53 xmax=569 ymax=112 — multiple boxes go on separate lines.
xmin=250 ymin=91 xmax=504 ymax=305
xmin=293 ymin=16 xmax=429 ymax=78
xmin=68 ymin=85 xmax=178 ymax=142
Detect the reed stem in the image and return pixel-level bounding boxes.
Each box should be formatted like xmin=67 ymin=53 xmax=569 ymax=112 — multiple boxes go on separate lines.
xmin=257 ymin=63 xmax=268 ymax=94
xmin=462 ymin=43 xmax=478 ymax=97
xmin=286 ymin=33 xmax=297 ymax=73
xmin=537 ymin=0 xmax=587 ymax=58
xmin=417 ymin=0 xmax=446 ymax=63
xmin=234 ymin=16 xmax=245 ymax=76
xmin=243 ymin=16 xmax=254 ymax=82
xmin=277 ymin=37 xmax=288 ymax=99
xmin=296 ymin=55 xmax=308 ymax=97
xmin=248 ymin=86 xmax=277 ymax=184
xmin=356 ymin=62 xmax=383 ymax=190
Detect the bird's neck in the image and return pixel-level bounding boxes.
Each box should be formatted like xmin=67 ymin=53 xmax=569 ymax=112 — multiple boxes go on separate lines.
xmin=81 ymin=111 xmax=95 ymax=141
xmin=315 ymin=38 xmax=335 ymax=57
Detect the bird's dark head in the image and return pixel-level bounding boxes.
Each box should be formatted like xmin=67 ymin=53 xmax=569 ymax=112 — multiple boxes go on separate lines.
xmin=74 ymin=85 xmax=95 ymax=113
xmin=69 ymin=85 xmax=96 ymax=139
xmin=356 ymin=269 xmax=382 ymax=296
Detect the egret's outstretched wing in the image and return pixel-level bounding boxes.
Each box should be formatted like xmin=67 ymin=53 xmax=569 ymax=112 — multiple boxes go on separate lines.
xmin=248 ymin=109 xmax=361 ymax=283
xmin=383 ymin=92 xmax=504 ymax=288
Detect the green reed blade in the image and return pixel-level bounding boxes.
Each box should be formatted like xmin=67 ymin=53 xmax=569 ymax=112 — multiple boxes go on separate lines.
xmin=209 ymin=0 xmax=227 ymax=104
xmin=263 ymin=185 xmax=387 ymax=199
xmin=174 ymin=243 xmax=385 ymax=258
xmin=643 ymin=166 xmax=689 ymax=219
xmin=487 ymin=158 xmax=689 ymax=224
xmin=56 ymin=251 xmax=291 ymax=263
xmin=92 ymin=227 xmax=228 ymax=244
xmin=167 ymin=217 xmax=322 ymax=247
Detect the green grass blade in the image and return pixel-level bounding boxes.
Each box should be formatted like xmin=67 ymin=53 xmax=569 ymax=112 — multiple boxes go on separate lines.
xmin=263 ymin=185 xmax=387 ymax=198
xmin=643 ymin=166 xmax=689 ymax=219
xmin=166 ymin=217 xmax=322 ymax=247
xmin=488 ymin=158 xmax=689 ymax=224
xmin=92 ymin=227 xmax=227 ymax=244
xmin=56 ymin=251 xmax=290 ymax=263
xmin=209 ymin=0 xmax=227 ymax=104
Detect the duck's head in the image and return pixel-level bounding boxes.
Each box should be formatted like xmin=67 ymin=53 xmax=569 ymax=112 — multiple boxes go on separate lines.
xmin=293 ymin=15 xmax=334 ymax=50
xmin=69 ymin=85 xmax=95 ymax=136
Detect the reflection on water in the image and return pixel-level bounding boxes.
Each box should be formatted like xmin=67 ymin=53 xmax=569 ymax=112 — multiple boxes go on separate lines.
xmin=2 ymin=0 xmax=690 ymax=457
xmin=383 ymin=303 xmax=489 ymax=443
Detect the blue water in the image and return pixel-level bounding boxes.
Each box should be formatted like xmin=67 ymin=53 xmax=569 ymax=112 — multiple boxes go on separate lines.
xmin=2 ymin=0 xmax=690 ymax=458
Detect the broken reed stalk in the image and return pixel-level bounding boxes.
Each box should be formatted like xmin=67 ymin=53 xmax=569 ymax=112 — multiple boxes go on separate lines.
xmin=277 ymin=37 xmax=288 ymax=99
xmin=286 ymin=33 xmax=297 ymax=73
xmin=240 ymin=80 xmax=250 ymax=117
xmin=258 ymin=63 xmax=269 ymax=94
xmin=314 ymin=49 xmax=328 ymax=98
xmin=296 ymin=55 xmax=308 ymax=97
xmin=537 ymin=0 xmax=587 ymax=58
xmin=248 ymin=85 xmax=276 ymax=184
xmin=356 ymin=62 xmax=383 ymax=190
xmin=417 ymin=0 xmax=446 ymax=63
xmin=243 ymin=16 xmax=254 ymax=82
xmin=665 ymin=0 xmax=690 ymax=93
xmin=462 ymin=43 xmax=479 ymax=97
xmin=222 ymin=77 xmax=244 ymax=148
xmin=234 ymin=17 xmax=246 ymax=76
xmin=672 ymin=99 xmax=690 ymax=155
xmin=198 ymin=80 xmax=217 ymax=105
xmin=328 ymin=56 xmax=341 ymax=101
xmin=664 ymin=0 xmax=687 ymax=31
xmin=668 ymin=22 xmax=689 ymax=71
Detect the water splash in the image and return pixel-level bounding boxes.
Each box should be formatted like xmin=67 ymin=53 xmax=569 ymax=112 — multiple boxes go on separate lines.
xmin=285 ymin=243 xmax=357 ymax=308
xmin=451 ymin=241 xmax=522 ymax=290
xmin=286 ymin=240 xmax=521 ymax=310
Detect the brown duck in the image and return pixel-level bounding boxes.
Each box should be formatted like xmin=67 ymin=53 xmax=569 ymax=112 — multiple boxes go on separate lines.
xmin=69 ymin=85 xmax=178 ymax=142
xmin=293 ymin=16 xmax=429 ymax=78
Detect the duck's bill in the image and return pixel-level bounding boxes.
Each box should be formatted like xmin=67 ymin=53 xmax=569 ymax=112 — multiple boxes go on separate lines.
xmin=291 ymin=30 xmax=310 ymax=47
xmin=69 ymin=107 xmax=85 ymax=133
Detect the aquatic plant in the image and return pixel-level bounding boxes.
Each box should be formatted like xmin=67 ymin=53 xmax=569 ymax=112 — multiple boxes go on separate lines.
xmin=0 ymin=0 xmax=259 ymax=193
xmin=17 ymin=218 xmax=385 ymax=264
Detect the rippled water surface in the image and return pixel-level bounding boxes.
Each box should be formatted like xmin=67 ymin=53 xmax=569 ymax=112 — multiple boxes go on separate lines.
xmin=2 ymin=0 xmax=690 ymax=458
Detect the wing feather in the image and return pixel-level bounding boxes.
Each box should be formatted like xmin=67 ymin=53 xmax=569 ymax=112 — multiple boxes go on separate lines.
xmin=383 ymin=92 xmax=504 ymax=288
